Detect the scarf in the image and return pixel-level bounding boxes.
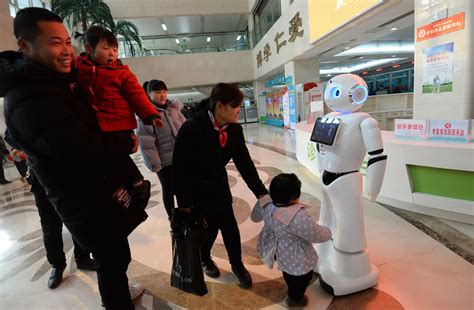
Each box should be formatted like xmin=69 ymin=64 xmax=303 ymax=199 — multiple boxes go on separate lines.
xmin=208 ymin=111 xmax=228 ymax=147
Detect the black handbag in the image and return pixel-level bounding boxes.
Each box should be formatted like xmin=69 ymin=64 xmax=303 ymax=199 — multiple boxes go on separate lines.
xmin=170 ymin=209 xmax=208 ymax=296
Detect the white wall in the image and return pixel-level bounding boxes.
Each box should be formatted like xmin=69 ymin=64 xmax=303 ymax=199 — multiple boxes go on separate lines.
xmin=122 ymin=50 xmax=254 ymax=88
xmin=414 ymin=0 xmax=474 ymax=120
xmin=106 ymin=0 xmax=250 ymax=18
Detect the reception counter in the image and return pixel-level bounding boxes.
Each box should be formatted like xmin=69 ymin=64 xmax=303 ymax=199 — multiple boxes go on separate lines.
xmin=295 ymin=121 xmax=474 ymax=224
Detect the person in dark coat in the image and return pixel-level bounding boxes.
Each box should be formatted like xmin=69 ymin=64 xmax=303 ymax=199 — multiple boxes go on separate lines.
xmin=173 ymin=83 xmax=269 ymax=289
xmin=0 ymin=135 xmax=11 ymax=184
xmin=0 ymin=8 xmax=137 ymax=309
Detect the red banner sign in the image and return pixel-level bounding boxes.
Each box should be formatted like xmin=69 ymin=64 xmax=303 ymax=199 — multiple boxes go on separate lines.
xmin=416 ymin=12 xmax=465 ymax=42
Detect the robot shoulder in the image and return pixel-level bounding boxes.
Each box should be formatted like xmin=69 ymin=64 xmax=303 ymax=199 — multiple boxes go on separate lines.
xmin=360 ymin=117 xmax=380 ymax=130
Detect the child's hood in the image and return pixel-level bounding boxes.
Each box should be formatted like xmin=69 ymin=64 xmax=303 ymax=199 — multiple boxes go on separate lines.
xmin=273 ymin=203 xmax=310 ymax=225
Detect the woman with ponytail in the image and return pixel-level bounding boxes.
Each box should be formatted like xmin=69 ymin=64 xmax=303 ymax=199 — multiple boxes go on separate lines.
xmin=172 ymin=83 xmax=269 ymax=289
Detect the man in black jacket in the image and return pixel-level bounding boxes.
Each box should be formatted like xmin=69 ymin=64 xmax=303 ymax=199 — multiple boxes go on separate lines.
xmin=0 ymin=8 xmax=136 ymax=309
xmin=173 ymin=83 xmax=269 ymax=289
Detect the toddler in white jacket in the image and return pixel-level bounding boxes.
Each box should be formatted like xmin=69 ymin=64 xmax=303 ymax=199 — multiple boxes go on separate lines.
xmin=251 ymin=173 xmax=331 ymax=307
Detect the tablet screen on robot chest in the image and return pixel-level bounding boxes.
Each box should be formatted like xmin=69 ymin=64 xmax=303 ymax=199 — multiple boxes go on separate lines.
xmin=310 ymin=117 xmax=340 ymax=146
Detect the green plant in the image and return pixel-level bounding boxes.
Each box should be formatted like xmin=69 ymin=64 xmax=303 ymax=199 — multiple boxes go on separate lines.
xmin=51 ymin=0 xmax=142 ymax=56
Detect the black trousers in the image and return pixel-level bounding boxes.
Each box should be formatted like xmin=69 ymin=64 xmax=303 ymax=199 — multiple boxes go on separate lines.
xmin=31 ymin=176 xmax=90 ymax=267
xmin=156 ymin=165 xmax=174 ymax=218
xmin=32 ymin=173 xmax=134 ymax=309
xmin=104 ymin=131 xmax=143 ymax=189
xmin=201 ymin=204 xmax=242 ymax=266
xmin=283 ymin=270 xmax=313 ymax=301
xmin=0 ymin=161 xmax=7 ymax=182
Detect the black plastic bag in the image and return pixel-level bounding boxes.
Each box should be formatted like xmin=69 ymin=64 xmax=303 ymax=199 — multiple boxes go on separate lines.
xmin=170 ymin=209 xmax=208 ymax=296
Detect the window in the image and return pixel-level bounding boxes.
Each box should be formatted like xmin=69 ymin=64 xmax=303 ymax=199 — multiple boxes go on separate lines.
xmin=253 ymin=0 xmax=282 ymax=44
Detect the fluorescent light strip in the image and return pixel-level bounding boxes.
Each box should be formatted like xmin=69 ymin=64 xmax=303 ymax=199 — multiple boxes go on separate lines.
xmin=207 ymin=37 xmax=211 ymax=42
xmin=175 ymin=39 xmax=180 ymax=44
xmin=320 ymin=58 xmax=406 ymax=74
xmin=336 ymin=44 xmax=414 ymax=56
xmin=236 ymin=35 xmax=241 ymax=41
xmin=161 ymin=23 xmax=167 ymax=31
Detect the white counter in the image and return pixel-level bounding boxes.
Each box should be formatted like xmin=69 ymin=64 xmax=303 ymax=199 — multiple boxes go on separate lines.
xmin=295 ymin=121 xmax=474 ymax=224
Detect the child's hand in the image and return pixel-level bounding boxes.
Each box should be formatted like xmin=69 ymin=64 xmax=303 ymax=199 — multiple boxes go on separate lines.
xmin=6 ymin=154 xmax=13 ymax=161
xmin=152 ymin=117 xmax=164 ymax=128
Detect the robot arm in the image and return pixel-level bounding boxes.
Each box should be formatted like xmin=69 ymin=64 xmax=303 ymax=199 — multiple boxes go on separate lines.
xmin=316 ymin=143 xmax=324 ymax=174
xmin=360 ymin=118 xmax=387 ymax=201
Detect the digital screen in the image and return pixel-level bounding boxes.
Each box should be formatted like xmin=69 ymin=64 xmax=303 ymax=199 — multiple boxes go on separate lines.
xmin=310 ymin=117 xmax=340 ymax=146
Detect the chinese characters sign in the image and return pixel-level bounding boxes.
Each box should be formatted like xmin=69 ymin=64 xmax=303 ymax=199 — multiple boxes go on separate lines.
xmin=256 ymin=12 xmax=304 ymax=68
xmin=417 ymin=12 xmax=465 ymax=42
xmin=394 ymin=119 xmax=428 ymax=140
xmin=429 ymin=120 xmax=469 ymax=142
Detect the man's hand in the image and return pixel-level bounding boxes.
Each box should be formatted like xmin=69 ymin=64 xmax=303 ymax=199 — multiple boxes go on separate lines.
xmin=131 ymin=133 xmax=139 ymax=153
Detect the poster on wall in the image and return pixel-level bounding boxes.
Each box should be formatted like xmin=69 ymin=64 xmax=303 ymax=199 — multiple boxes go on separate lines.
xmin=422 ymin=42 xmax=454 ymax=93
xmin=429 ymin=120 xmax=469 ymax=142
xmin=283 ymin=89 xmax=290 ymax=127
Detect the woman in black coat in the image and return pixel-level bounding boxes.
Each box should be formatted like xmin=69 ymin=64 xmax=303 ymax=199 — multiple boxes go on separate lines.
xmin=173 ymin=83 xmax=269 ymax=289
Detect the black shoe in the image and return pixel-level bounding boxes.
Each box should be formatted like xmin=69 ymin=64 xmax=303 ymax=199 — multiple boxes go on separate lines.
xmin=202 ymin=259 xmax=220 ymax=278
xmin=76 ymin=257 xmax=98 ymax=271
xmin=47 ymin=265 xmax=66 ymax=289
xmin=231 ymin=262 xmax=252 ymax=289
xmin=285 ymin=295 xmax=309 ymax=307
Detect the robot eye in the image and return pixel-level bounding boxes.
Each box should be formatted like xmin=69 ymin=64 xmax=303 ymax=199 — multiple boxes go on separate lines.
xmin=330 ymin=87 xmax=342 ymax=99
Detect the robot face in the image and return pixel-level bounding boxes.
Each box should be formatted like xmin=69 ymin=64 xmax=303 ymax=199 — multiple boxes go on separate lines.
xmin=324 ymin=74 xmax=369 ymax=113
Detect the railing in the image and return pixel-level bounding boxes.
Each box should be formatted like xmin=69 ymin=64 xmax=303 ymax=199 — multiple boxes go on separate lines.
xmin=118 ymin=31 xmax=250 ymax=58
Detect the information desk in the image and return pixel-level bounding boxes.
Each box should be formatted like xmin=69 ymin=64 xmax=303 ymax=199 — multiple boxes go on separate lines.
xmin=295 ymin=121 xmax=474 ymax=224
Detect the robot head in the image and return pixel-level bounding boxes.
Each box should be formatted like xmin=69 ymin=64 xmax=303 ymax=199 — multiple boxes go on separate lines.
xmin=324 ymin=74 xmax=369 ymax=113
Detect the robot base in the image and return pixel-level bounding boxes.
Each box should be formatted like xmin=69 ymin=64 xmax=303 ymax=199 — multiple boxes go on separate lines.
xmin=315 ymin=242 xmax=379 ymax=296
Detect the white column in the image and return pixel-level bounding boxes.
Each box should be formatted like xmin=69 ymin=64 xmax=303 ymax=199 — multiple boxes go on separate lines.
xmin=413 ymin=0 xmax=474 ymax=120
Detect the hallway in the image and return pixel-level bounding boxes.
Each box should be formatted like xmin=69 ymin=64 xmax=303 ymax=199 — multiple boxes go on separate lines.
xmin=1 ymin=124 xmax=472 ymax=309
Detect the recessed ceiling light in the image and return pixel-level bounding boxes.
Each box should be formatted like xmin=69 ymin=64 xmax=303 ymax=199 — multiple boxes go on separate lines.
xmin=390 ymin=27 xmax=398 ymax=31
xmin=344 ymin=46 xmax=350 ymax=50
xmin=359 ymin=56 xmax=364 ymax=59
xmin=392 ymin=55 xmax=396 ymax=57
xmin=206 ymin=37 xmax=211 ymax=42
xmin=175 ymin=38 xmax=180 ymax=44
xmin=236 ymin=35 xmax=241 ymax=41
xmin=161 ymin=24 xmax=167 ymax=31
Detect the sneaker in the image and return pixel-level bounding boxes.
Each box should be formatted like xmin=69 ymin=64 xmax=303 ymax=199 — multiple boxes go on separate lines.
xmin=231 ymin=262 xmax=252 ymax=289
xmin=75 ymin=256 xmax=98 ymax=271
xmin=285 ymin=295 xmax=309 ymax=307
xmin=129 ymin=282 xmax=145 ymax=300
xmin=202 ymin=259 xmax=220 ymax=278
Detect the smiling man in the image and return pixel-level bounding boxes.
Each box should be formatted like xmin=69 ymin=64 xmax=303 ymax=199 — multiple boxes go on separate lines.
xmin=0 ymin=8 xmax=138 ymax=309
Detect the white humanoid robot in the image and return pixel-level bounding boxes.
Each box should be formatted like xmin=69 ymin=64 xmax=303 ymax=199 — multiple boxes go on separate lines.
xmin=311 ymin=74 xmax=387 ymax=296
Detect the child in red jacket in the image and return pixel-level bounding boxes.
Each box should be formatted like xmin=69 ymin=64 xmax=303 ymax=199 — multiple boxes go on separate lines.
xmin=75 ymin=26 xmax=162 ymax=228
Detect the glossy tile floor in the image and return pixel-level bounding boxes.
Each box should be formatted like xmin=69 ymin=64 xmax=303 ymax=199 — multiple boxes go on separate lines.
xmin=1 ymin=123 xmax=473 ymax=309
